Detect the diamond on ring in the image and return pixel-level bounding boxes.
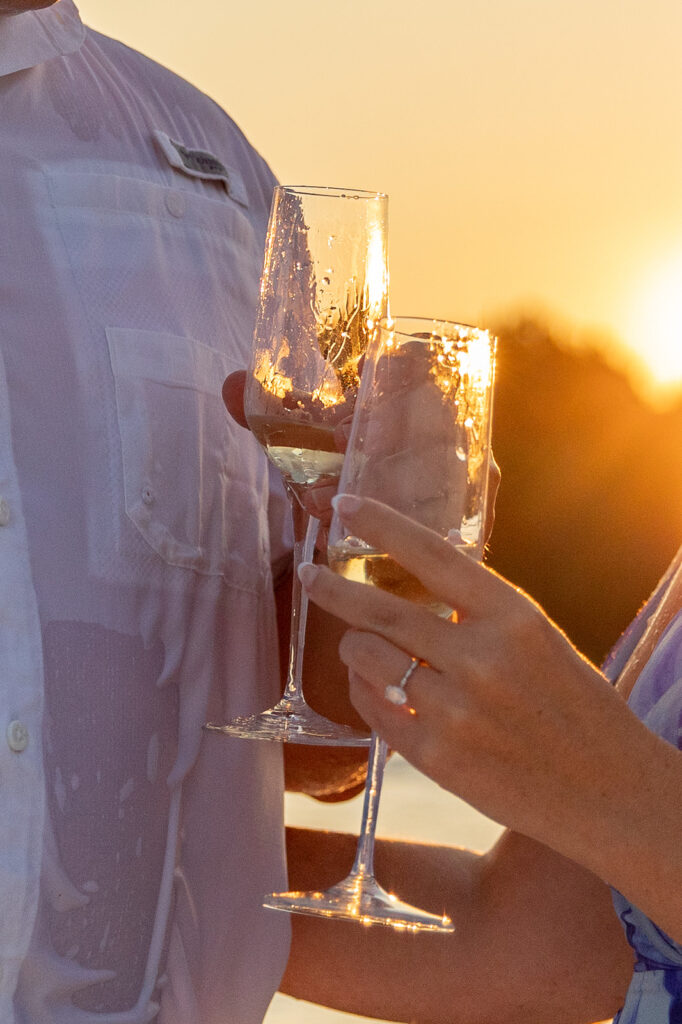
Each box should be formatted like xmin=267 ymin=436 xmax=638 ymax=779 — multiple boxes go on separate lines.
xmin=385 ymin=684 xmax=409 ymax=705
xmin=385 ymin=656 xmax=420 ymax=706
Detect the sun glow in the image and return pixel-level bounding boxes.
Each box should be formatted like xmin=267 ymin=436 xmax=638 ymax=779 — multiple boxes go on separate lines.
xmin=628 ymin=254 xmax=682 ymax=394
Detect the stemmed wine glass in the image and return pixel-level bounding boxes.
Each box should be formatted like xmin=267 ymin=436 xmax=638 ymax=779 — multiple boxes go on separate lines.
xmin=206 ymin=185 xmax=388 ymax=745
xmin=264 ymin=315 xmax=496 ymax=929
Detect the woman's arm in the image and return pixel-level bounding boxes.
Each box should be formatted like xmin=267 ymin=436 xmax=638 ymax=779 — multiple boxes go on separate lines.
xmin=282 ymin=825 xmax=633 ymax=1023
xmin=297 ymin=494 xmax=682 ymax=942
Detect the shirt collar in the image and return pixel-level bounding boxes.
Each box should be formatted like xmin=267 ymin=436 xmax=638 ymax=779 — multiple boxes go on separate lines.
xmin=0 ymin=0 xmax=85 ymax=78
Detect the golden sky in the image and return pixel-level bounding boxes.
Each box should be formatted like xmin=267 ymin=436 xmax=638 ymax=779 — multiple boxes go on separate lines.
xmin=77 ymin=0 xmax=682 ymax=404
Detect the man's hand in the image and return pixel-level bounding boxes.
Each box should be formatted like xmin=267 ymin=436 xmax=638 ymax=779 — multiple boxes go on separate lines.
xmin=222 ymin=369 xmax=249 ymax=429
xmin=222 ymin=369 xmax=369 ymax=800
xmin=222 ymin=369 xmax=350 ymax=530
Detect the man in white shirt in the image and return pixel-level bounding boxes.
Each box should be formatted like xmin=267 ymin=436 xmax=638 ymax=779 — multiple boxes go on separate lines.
xmin=0 ymin=2 xmax=363 ymax=1020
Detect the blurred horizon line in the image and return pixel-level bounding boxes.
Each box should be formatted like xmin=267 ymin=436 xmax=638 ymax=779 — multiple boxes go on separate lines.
xmin=485 ymin=302 xmax=682 ymax=412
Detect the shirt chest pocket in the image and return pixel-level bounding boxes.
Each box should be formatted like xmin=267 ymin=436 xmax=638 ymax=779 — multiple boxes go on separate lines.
xmin=107 ymin=327 xmax=268 ymax=589
xmin=43 ymin=166 xmax=270 ymax=589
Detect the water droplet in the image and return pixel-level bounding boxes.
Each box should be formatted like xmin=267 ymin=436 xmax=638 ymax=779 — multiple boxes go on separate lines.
xmin=455 ymin=446 xmax=467 ymax=461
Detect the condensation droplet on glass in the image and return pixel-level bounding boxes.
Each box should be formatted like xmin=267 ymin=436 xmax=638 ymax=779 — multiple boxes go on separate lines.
xmin=464 ymin=417 xmax=474 ymax=428
xmin=455 ymin=446 xmax=467 ymax=461
xmin=322 ymin=277 xmax=331 ymax=286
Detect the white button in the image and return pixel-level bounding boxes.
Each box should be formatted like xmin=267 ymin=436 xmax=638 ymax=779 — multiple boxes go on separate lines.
xmin=7 ymin=720 xmax=28 ymax=753
xmin=0 ymin=499 xmax=9 ymax=527
xmin=165 ymin=191 xmax=185 ymax=218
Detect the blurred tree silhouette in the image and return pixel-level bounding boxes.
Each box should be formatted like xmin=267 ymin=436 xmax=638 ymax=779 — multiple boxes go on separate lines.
xmin=487 ymin=317 xmax=682 ymax=665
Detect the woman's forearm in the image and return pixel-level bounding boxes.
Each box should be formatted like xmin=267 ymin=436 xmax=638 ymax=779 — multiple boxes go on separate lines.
xmin=281 ymin=826 xmax=633 ymax=1024
xmin=296 ymin=496 xmax=682 ymax=944
xmin=562 ymin=714 xmax=682 ymax=946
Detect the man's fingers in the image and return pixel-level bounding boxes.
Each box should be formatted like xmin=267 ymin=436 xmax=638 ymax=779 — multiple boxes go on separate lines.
xmin=485 ymin=454 xmax=501 ymax=542
xmin=222 ymin=370 xmax=248 ymax=429
xmin=333 ymin=415 xmax=353 ymax=454
xmin=300 ymin=482 xmax=336 ymax=526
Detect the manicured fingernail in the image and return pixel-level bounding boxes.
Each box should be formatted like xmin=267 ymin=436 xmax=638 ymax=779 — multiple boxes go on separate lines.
xmin=297 ymin=561 xmax=319 ymax=587
xmin=331 ymin=493 xmax=362 ymax=518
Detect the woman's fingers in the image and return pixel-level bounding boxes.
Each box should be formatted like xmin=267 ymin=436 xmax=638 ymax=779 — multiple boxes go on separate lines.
xmin=339 ymin=632 xmax=465 ymax=781
xmin=339 ymin=630 xmax=442 ymax=709
xmin=331 ymin=494 xmax=507 ymax=620
xmin=344 ymin=654 xmax=470 ymax=790
xmin=298 ymin=563 xmax=452 ymax=671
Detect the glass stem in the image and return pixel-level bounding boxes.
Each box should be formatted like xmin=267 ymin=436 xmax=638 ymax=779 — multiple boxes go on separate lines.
xmin=282 ymin=491 xmax=319 ymax=704
xmin=349 ymin=732 xmax=388 ymax=880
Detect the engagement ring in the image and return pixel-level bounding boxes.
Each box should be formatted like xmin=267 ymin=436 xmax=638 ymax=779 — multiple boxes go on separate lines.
xmin=385 ymin=656 xmax=420 ymax=706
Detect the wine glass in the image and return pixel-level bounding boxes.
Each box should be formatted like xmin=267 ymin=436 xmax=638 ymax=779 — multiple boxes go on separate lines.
xmin=205 ymin=185 xmax=388 ymax=745
xmin=264 ymin=315 xmax=496 ymax=929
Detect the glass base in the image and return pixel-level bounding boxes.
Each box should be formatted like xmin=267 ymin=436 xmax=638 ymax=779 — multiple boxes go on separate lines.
xmin=204 ymin=699 xmax=370 ymax=747
xmin=263 ymin=873 xmax=454 ymax=933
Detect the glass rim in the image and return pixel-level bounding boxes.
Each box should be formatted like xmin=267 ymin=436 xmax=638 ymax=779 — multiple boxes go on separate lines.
xmin=377 ymin=315 xmax=495 ymax=339
xmin=275 ymin=184 xmax=388 ymax=201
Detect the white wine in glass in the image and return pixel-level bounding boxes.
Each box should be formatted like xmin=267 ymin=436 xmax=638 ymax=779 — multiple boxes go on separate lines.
xmin=206 ymin=185 xmax=388 ymax=745
xmin=264 ymin=315 xmax=496 ymax=929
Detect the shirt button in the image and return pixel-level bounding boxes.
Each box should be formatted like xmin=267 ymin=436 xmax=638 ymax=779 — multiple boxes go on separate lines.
xmin=165 ymin=191 xmax=185 ymax=218
xmin=0 ymin=499 xmax=10 ymax=526
xmin=7 ymin=720 xmax=29 ymax=753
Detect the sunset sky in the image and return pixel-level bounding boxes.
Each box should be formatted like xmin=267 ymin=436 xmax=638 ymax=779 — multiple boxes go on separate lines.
xmin=77 ymin=0 xmax=682 ymax=405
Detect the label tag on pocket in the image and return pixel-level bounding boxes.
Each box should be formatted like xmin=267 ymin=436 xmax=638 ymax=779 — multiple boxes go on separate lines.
xmin=153 ymin=130 xmax=249 ymax=208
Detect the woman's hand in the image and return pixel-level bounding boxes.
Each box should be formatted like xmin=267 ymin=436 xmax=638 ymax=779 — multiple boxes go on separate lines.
xmin=299 ymin=495 xmax=613 ymax=834
xmin=298 ymin=494 xmax=682 ymax=938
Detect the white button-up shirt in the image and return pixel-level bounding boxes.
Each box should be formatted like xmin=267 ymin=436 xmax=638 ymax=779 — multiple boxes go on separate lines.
xmin=0 ymin=4 xmax=291 ymax=1020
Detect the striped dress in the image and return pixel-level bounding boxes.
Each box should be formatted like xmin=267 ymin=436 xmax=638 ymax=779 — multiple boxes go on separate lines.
xmin=603 ymin=550 xmax=682 ymax=1023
